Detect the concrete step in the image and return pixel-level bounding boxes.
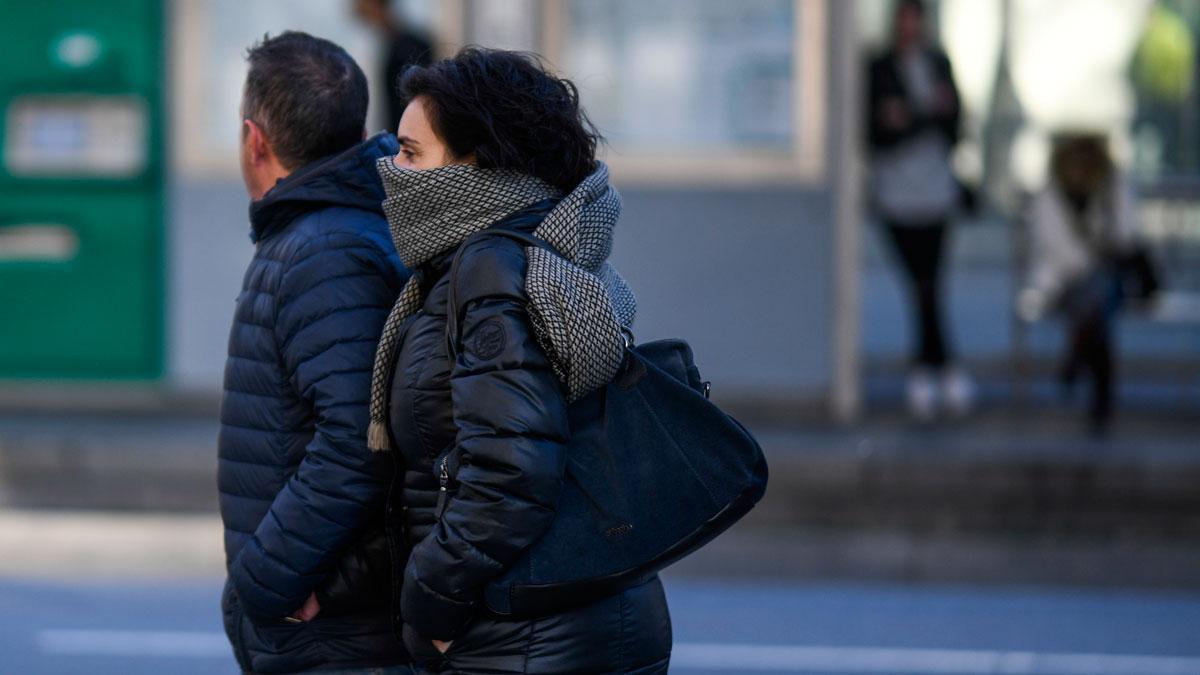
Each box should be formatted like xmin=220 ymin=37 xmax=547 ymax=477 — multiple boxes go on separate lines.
xmin=3 ymin=508 xmax=1197 ymax=590
xmin=752 ymin=432 xmax=1200 ymax=540
xmin=1 ymin=407 xmax=1198 ymax=590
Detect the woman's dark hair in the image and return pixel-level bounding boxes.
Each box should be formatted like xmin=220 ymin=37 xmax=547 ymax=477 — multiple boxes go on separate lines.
xmin=1050 ymin=133 xmax=1113 ymax=199
xmin=399 ymin=47 xmax=601 ymax=192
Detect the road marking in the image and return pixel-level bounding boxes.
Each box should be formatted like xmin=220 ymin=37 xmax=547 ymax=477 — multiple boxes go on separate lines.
xmin=36 ymin=630 xmax=230 ymax=658
xmin=34 ymin=631 xmax=1200 ymax=674
xmin=673 ymin=643 xmax=1200 ymax=674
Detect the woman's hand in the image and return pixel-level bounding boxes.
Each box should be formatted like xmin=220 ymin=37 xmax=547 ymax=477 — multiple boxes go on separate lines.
xmin=432 ymin=639 xmax=453 ymax=654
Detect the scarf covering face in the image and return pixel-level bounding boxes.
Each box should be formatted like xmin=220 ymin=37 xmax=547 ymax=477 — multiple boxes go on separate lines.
xmin=367 ymin=159 xmax=637 ymax=451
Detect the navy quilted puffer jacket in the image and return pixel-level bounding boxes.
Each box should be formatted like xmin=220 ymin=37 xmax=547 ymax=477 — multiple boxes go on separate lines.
xmin=217 ymin=133 xmax=411 ymax=673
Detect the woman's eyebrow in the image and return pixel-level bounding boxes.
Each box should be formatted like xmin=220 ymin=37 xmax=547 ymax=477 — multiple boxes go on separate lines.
xmin=397 ymin=135 xmax=421 ymax=147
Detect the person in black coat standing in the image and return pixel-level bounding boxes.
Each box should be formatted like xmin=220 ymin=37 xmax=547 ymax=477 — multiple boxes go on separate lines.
xmin=217 ymin=32 xmax=411 ymax=674
xmin=353 ymin=0 xmax=434 ymax=133
xmin=366 ymin=48 xmax=672 ymax=673
xmin=867 ymin=0 xmax=975 ymax=420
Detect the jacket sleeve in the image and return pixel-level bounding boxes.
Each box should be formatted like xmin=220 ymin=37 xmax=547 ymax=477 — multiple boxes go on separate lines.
xmin=867 ymin=54 xmax=919 ymax=150
xmin=313 ymin=520 xmax=392 ymax=616
xmin=867 ymin=55 xmax=897 ymax=150
xmin=867 ymin=51 xmax=961 ymax=150
xmin=1027 ymin=187 xmax=1090 ymax=299
xmin=401 ymin=243 xmax=570 ymax=640
xmin=228 ymin=229 xmax=404 ymax=621
xmin=930 ymin=51 xmax=962 ymax=146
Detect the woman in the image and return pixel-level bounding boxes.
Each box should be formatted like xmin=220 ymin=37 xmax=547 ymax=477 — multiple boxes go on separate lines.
xmin=1025 ymin=133 xmax=1158 ymax=432
xmin=867 ymin=0 xmax=974 ymax=420
xmin=366 ymin=48 xmax=672 ymax=674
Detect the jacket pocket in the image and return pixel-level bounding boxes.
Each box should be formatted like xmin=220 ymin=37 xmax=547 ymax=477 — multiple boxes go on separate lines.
xmin=221 ymin=578 xmax=253 ymax=671
xmin=402 ymin=621 xmax=451 ymax=671
xmin=314 ymin=523 xmax=391 ymax=617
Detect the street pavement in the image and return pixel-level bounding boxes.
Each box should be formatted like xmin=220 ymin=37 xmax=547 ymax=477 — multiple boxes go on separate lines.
xmin=2 ymin=574 xmax=1199 ymax=675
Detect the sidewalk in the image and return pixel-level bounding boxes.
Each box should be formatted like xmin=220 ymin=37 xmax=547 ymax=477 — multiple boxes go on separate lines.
xmin=0 ymin=510 xmax=223 ymax=580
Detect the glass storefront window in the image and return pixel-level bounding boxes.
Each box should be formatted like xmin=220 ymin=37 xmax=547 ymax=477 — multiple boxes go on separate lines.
xmin=172 ymin=0 xmax=439 ymax=176
xmin=548 ymin=0 xmax=825 ymax=183
xmin=172 ymin=0 xmax=823 ymax=183
xmin=559 ymin=0 xmax=795 ymax=153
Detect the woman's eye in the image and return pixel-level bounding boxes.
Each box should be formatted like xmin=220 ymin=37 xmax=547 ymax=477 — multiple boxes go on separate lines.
xmin=402 ymin=149 xmax=416 ymax=161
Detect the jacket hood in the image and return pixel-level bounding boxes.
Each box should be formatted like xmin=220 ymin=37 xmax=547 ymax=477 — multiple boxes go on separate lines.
xmin=249 ymin=132 xmax=400 ymax=242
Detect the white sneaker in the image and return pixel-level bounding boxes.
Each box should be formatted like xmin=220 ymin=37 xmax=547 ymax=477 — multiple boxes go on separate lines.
xmin=906 ymin=369 xmax=939 ymax=421
xmin=941 ymin=367 xmax=976 ymax=417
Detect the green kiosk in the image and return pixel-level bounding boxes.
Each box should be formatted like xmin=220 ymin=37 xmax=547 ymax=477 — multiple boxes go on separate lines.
xmin=0 ymin=0 xmax=164 ymax=380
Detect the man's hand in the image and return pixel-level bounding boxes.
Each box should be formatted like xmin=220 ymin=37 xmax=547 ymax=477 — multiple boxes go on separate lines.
xmin=433 ymin=639 xmax=453 ymax=654
xmin=289 ymin=592 xmax=321 ymax=622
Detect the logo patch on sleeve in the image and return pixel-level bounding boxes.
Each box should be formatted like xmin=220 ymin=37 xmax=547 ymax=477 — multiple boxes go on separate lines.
xmin=472 ymin=318 xmax=507 ymax=360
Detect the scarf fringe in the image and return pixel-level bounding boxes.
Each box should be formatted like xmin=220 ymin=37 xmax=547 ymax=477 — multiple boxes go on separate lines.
xmin=368 ymin=420 xmax=390 ymax=452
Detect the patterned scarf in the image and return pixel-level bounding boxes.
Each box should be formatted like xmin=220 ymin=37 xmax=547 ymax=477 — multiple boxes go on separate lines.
xmin=367 ymin=159 xmax=636 ymax=451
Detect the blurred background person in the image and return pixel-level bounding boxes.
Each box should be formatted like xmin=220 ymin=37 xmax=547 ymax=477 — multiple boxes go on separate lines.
xmin=867 ymin=0 xmax=973 ymax=421
xmin=353 ymin=0 xmax=433 ymax=133
xmin=1024 ymin=133 xmax=1160 ymax=433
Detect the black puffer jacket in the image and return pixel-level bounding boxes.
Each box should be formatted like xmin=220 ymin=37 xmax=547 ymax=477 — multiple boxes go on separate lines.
xmin=385 ymin=206 xmax=672 ymax=674
xmin=218 ymin=134 xmax=411 ymax=673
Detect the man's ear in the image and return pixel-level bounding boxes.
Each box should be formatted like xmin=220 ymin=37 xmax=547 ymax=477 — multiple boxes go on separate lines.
xmin=243 ymin=119 xmax=269 ymax=164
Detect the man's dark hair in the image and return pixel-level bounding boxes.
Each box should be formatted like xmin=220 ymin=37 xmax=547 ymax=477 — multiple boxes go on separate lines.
xmin=399 ymin=47 xmax=601 ymax=193
xmin=243 ymin=31 xmax=369 ymax=169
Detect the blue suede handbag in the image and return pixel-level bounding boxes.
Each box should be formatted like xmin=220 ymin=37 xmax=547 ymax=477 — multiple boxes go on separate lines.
xmin=447 ymin=229 xmax=769 ymax=618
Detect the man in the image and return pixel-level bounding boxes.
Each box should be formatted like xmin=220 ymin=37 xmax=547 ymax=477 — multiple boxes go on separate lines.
xmin=867 ymin=0 xmax=974 ymax=421
xmin=217 ymin=31 xmax=410 ymax=673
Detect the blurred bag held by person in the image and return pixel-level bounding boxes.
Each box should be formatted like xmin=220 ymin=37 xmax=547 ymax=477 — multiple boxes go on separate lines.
xmin=367 ymin=47 xmax=768 ymax=675
xmin=1023 ymin=132 xmax=1161 ymax=431
xmin=867 ymin=0 xmax=975 ymax=421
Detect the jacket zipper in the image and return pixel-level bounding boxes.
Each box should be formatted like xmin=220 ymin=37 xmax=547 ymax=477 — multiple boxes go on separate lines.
xmin=435 ymin=455 xmax=451 ymax=518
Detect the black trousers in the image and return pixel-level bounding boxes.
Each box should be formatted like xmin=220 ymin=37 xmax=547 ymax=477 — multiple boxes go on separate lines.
xmin=1061 ymin=294 xmax=1114 ymax=425
xmin=884 ymin=220 xmax=952 ymax=369
xmin=1058 ymin=253 xmax=1152 ymax=426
